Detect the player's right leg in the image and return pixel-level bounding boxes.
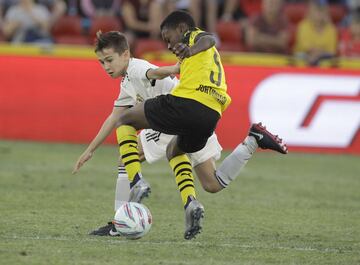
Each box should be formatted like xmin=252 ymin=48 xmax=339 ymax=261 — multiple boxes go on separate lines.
xmin=116 ymin=102 xmax=151 ymax=202
xmin=145 ymin=94 xmax=220 ymax=239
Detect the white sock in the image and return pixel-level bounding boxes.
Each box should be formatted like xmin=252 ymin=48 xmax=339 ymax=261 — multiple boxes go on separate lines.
xmin=215 ymin=136 xmax=258 ymax=187
xmin=114 ymin=166 xmax=130 ymax=211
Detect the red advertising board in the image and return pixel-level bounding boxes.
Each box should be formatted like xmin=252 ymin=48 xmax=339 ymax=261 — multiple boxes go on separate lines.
xmin=217 ymin=66 xmax=360 ymax=154
xmin=0 ymin=55 xmax=359 ymax=154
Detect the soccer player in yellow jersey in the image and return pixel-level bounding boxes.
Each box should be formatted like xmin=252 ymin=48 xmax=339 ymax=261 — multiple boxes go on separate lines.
xmin=96 ymin=11 xmax=286 ymax=240
xmin=112 ymin=11 xmax=231 ymax=239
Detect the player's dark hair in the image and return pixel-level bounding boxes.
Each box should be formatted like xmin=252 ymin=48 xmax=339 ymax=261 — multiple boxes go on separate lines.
xmin=160 ymin=10 xmax=196 ymax=31
xmin=94 ymin=31 xmax=129 ymax=54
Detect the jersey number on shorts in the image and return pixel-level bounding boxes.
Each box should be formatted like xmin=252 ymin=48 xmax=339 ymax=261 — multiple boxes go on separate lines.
xmin=209 ymin=52 xmax=222 ymax=86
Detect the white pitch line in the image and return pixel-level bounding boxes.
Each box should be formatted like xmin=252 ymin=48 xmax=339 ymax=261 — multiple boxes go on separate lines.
xmin=1 ymin=235 xmax=355 ymax=254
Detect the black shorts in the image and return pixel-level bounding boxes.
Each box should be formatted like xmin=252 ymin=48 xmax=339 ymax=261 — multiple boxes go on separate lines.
xmin=144 ymin=94 xmax=220 ymax=153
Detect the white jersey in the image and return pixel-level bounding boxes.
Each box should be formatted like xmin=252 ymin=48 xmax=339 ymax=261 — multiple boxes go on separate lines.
xmin=114 ymin=58 xmax=178 ymax=107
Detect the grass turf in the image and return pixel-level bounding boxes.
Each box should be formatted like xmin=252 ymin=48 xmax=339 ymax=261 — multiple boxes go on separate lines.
xmin=0 ymin=140 xmax=359 ymax=265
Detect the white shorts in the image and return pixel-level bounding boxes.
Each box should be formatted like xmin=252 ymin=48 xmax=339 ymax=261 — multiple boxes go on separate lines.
xmin=139 ymin=129 xmax=222 ymax=167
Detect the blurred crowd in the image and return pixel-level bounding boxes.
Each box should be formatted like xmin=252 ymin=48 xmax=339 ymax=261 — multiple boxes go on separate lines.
xmin=0 ymin=0 xmax=359 ymax=64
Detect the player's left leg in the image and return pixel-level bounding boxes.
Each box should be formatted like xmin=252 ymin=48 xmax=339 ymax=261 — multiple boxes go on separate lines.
xmin=167 ymin=137 xmax=197 ymax=209
xmin=189 ymin=132 xmax=254 ymax=193
xmin=213 ymin=135 xmax=258 ymax=189
xmin=193 ymin=136 xmax=256 ymax=192
xmin=193 ymin=159 xmax=221 ymax=192
xmin=193 ymin=123 xmax=288 ymax=192
xmin=167 ymin=135 xmax=207 ymax=240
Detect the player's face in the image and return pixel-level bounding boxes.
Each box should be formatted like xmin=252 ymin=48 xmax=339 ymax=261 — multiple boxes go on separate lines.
xmin=96 ymin=47 xmax=130 ymax=78
xmin=161 ymin=27 xmax=184 ymax=53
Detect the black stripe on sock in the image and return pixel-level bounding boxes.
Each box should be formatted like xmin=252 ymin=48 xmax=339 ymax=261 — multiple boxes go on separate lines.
xmin=121 ymin=152 xmax=138 ymax=159
xmin=173 ymin=161 xmax=192 ymax=173
xmin=124 ymin=159 xmax=140 ymax=166
xmin=179 ymin=183 xmax=194 ymax=192
xmin=215 ymin=174 xmax=227 ymax=188
xmin=119 ymin=140 xmax=137 ymax=147
xmin=175 ymin=168 xmax=192 ymax=177
xmin=177 ymin=178 xmax=194 ymax=187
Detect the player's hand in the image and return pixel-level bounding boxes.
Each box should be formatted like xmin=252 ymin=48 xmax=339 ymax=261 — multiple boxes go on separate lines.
xmin=72 ymin=151 xmax=93 ymax=174
xmin=172 ymin=62 xmax=180 ymax=74
xmin=172 ymin=43 xmax=192 ymax=59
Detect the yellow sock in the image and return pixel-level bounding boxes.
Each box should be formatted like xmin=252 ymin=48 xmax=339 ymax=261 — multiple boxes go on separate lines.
xmin=169 ymin=155 xmax=196 ymax=207
xmin=116 ymin=125 xmax=140 ymax=183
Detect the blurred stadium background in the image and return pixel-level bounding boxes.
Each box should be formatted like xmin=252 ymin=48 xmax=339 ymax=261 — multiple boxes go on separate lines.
xmin=1 ymin=0 xmax=359 ymax=152
xmin=0 ymin=0 xmax=359 ymax=264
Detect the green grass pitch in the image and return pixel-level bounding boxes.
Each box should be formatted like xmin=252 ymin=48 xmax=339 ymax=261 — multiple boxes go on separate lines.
xmin=0 ymin=140 xmax=359 ymax=265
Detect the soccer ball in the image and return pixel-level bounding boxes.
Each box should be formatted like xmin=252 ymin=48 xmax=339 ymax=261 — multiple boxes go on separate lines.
xmin=113 ymin=202 xmax=152 ymax=239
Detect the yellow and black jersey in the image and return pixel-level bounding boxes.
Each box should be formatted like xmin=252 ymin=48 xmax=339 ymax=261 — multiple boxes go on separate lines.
xmin=171 ymin=28 xmax=231 ymax=115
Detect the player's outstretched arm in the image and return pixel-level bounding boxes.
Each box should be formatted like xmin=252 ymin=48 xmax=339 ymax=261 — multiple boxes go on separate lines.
xmin=72 ymin=106 xmax=126 ymax=174
xmin=146 ymin=62 xmax=180 ymax=80
xmin=172 ymin=34 xmax=216 ymax=59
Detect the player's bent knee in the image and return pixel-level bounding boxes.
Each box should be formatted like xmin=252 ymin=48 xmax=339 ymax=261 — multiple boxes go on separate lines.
xmin=201 ymin=182 xmax=222 ymax=193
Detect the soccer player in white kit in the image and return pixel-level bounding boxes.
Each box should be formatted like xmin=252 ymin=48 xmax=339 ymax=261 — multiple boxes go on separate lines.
xmin=72 ymin=31 xmax=287 ymax=237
